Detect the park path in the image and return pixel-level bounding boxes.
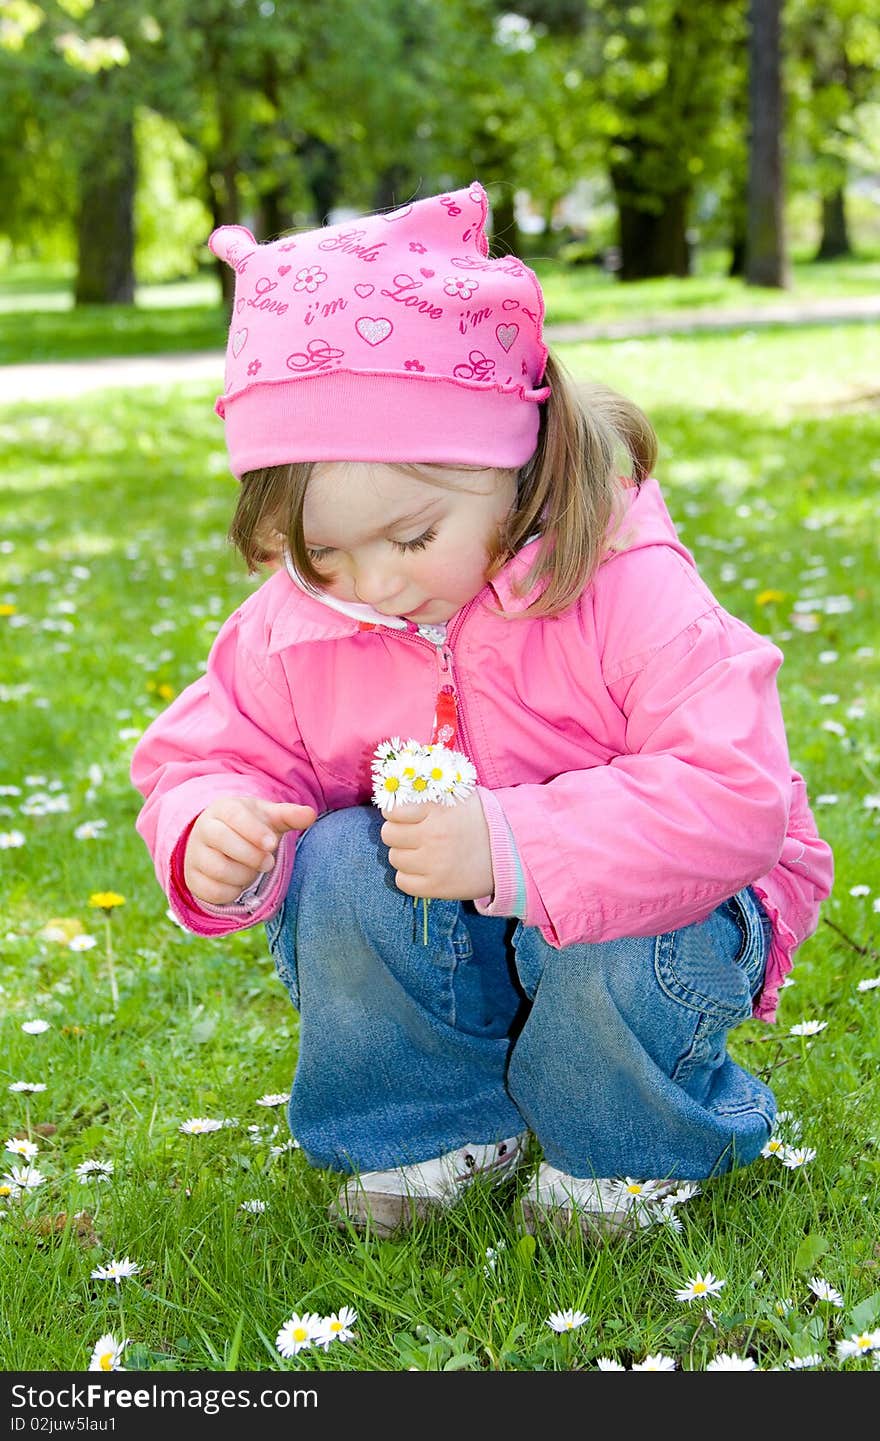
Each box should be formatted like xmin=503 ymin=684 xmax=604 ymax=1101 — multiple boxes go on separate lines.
xmin=1 ymin=292 xmax=879 ymax=403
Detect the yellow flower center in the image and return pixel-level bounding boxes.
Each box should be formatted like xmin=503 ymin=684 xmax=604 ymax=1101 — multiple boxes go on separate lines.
xmin=412 ymin=777 xmax=427 ymax=791
xmin=694 ymin=1282 xmax=707 ymax=1293
xmin=429 ymin=767 xmax=444 ymax=780
xmin=329 ymin=1321 xmax=342 ymax=1333
xmin=293 ymin=1327 xmax=308 ymax=1342
xmin=99 ymin=1353 xmax=114 ymax=1371
xmin=382 ymin=777 xmax=400 ymax=793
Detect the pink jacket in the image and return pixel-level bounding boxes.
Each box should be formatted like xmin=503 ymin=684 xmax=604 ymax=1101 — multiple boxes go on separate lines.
xmin=131 ymin=479 xmax=833 ymax=1022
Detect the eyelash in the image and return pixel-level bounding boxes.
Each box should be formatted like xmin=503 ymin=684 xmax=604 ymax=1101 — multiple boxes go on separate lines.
xmin=307 ymin=525 xmax=438 ymax=563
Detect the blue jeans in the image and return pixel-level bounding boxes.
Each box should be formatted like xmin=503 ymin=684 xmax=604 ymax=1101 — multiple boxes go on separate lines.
xmin=266 ymin=805 xmax=776 ymax=1181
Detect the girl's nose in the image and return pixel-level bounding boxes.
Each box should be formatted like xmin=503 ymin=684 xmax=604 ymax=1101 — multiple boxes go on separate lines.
xmin=352 ymin=560 xmax=406 ymax=608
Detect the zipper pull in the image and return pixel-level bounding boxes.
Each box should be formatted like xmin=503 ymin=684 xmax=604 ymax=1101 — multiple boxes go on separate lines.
xmin=431 ymin=645 xmax=458 ymax=747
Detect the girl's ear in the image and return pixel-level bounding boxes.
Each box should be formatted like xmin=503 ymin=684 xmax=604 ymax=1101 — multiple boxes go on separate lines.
xmin=208 ymin=225 xmax=258 ymax=266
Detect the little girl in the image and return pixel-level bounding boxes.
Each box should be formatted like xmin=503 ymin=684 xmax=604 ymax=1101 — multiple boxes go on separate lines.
xmin=131 ymin=181 xmax=833 ymax=1240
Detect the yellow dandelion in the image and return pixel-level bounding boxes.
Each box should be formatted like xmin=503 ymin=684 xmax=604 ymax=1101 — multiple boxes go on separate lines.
xmin=157 ymin=683 xmax=175 ymax=701
xmin=756 ymin=589 xmax=785 ymax=607
xmin=0 ymin=604 xmax=17 ymax=617
xmin=89 ymin=892 xmax=126 ymax=911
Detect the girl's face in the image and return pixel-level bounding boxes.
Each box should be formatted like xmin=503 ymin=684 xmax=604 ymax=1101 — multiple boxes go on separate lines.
xmin=300 ymin=461 xmax=517 ymax=625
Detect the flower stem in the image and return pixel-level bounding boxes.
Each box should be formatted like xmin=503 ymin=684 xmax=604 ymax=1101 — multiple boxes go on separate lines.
xmin=103 ymin=913 xmax=119 ymax=1010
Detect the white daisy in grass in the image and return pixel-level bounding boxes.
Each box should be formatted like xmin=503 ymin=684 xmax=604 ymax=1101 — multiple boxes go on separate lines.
xmin=269 ymin=1138 xmax=301 ymax=1157
xmin=836 ymin=1330 xmax=880 ymax=1360
xmin=75 ymin=1159 xmax=114 ymax=1184
xmin=595 ymin=1356 xmax=626 ymax=1370
xmin=69 ymin=934 xmax=97 ymax=952
xmin=8 ymin=1081 xmax=46 ymax=1093
xmin=705 ymin=1352 xmax=757 ymax=1370
xmin=90 ymin=1256 xmax=142 ymax=1285
xmin=240 ymin=1199 xmax=266 ymax=1214
xmin=546 ymin=1308 xmax=589 ymax=1333
xmin=88 ymin=1333 xmax=127 ymax=1371
xmin=663 ymin=1181 xmax=701 ymax=1207
xmin=2 ymin=1165 xmax=46 ymax=1196
xmin=314 ymin=1307 xmax=357 ymax=1350
xmin=276 ymin=1312 xmax=322 ymax=1357
xmin=75 ymin=820 xmax=108 ymax=841
xmin=4 ymin=1137 xmax=39 ymax=1160
xmin=21 ymin=1019 xmax=50 ymax=1035
xmin=760 ymin=1136 xmax=787 ymax=1160
xmin=857 ymin=976 xmax=880 ymax=992
xmin=849 ymin=885 xmax=871 ymax=897
xmin=255 ymin=1093 xmax=289 ymax=1108
xmin=808 ymin=1277 xmax=843 ymax=1307
xmin=789 ymin=1019 xmax=827 ymax=1037
xmin=674 ymin=1272 xmax=725 ymax=1303
xmin=781 ymin=1145 xmax=817 ymax=1169
xmin=787 ymin=1353 xmax=823 ymax=1369
xmin=631 ymin=1353 xmax=676 ymax=1371
xmin=179 ymin=1117 xmax=224 ymax=1134
xmin=0 ymin=831 xmax=25 ymax=848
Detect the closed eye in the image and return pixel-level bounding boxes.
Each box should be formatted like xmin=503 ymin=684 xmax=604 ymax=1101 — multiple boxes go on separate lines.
xmin=307 ymin=525 xmax=438 ymax=562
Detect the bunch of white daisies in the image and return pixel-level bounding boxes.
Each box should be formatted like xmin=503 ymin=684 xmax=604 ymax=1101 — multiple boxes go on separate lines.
xmin=370 ymin=738 xmax=477 ymax=812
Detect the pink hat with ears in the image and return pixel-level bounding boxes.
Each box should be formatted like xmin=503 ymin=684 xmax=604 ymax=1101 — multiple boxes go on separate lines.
xmin=208 ymin=180 xmax=550 ymax=478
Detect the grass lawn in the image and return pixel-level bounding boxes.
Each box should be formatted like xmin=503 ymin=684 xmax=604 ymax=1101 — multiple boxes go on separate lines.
xmin=0 ymin=314 xmax=878 ymax=1373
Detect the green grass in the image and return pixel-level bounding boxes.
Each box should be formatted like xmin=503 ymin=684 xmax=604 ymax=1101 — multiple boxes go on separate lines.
xmin=0 ymin=319 xmax=879 ymax=1374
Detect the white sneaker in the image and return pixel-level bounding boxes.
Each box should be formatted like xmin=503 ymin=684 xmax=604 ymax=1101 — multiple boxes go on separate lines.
xmin=330 ymin=1133 xmax=528 ymax=1237
xmin=520 ymin=1162 xmax=699 ymax=1241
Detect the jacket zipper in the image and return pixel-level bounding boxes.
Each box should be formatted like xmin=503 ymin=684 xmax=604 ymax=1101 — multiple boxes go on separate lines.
xmin=393 ymin=602 xmax=477 ymax=774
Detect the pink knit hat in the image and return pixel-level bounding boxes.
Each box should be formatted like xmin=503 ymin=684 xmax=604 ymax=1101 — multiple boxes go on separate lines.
xmin=209 ymin=181 xmax=549 ymax=477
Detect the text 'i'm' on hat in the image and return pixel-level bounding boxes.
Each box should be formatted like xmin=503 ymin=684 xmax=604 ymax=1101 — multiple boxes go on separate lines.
xmin=209 ymin=181 xmax=550 ymax=477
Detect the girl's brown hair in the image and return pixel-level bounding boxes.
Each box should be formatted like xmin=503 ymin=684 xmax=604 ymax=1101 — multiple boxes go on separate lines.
xmin=229 ymin=350 xmax=658 ymax=619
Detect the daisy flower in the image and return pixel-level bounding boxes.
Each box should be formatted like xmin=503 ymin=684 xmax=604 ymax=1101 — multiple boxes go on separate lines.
xmin=90 ymin=1256 xmax=142 ymax=1285
xmin=546 ymin=1308 xmax=589 ymax=1333
xmin=8 ymin=1081 xmax=46 ymax=1093
xmin=21 ymin=1019 xmax=51 ymax=1035
xmin=179 ymin=1117 xmax=224 ymax=1134
xmin=69 ymin=935 xmax=97 ymax=952
xmin=760 ymin=1136 xmax=787 ymax=1159
xmin=88 ymin=1333 xmax=127 ymax=1371
xmin=276 ymin=1311 xmax=322 ymax=1357
xmin=75 ymin=1159 xmax=114 ymax=1184
xmin=595 ymin=1356 xmax=626 ymax=1370
xmin=787 ymin=1354 xmax=823 ymax=1369
xmin=240 ymin=1199 xmax=266 ymax=1213
xmin=857 ymin=976 xmax=880 ymax=992
xmin=789 ymin=1019 xmax=827 ymax=1037
xmin=808 ymin=1277 xmax=843 ymax=1306
xmin=255 ymin=1093 xmax=289 ymax=1107
xmin=674 ymin=1272 xmax=726 ymax=1303
xmin=314 ymin=1307 xmax=357 ymax=1349
xmin=705 ymin=1353 xmax=757 ymax=1371
xmin=4 ymin=1137 xmax=39 ymax=1161
xmin=836 ymin=1330 xmax=880 ymax=1360
xmin=631 ymin=1353 xmax=676 ymax=1371
xmin=1 ymin=1165 xmax=46 ymax=1195
xmin=781 ymin=1145 xmax=817 ymax=1169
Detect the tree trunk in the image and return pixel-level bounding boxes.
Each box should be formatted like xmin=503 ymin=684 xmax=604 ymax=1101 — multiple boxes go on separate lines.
xmin=612 ymin=174 xmax=691 ymax=281
xmin=745 ymin=0 xmax=788 ymax=287
xmin=815 ymin=186 xmax=851 ymax=260
xmin=488 ymin=188 xmax=522 ymax=258
xmin=74 ymin=110 xmax=136 ymax=305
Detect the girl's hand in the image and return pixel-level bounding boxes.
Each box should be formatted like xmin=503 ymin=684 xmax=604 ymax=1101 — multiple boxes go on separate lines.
xmin=184 ymin=797 xmax=317 ymax=906
xmin=380 ymin=792 xmax=494 ymax=900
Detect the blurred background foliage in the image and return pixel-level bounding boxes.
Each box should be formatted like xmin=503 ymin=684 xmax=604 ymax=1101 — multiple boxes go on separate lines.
xmin=0 ymin=0 xmax=878 ymax=300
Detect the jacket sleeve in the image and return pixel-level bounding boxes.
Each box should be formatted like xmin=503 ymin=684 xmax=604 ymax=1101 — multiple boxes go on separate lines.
xmin=130 ymin=607 xmax=325 ymax=935
xmin=489 ymin=595 xmax=794 ymax=949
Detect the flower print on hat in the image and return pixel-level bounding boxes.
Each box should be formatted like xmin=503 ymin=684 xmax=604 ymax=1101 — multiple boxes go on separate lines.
xmin=209 ymin=181 xmax=550 ymax=476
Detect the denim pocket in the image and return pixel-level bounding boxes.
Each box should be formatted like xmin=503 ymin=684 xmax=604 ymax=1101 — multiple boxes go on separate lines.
xmin=265 ymin=892 xmax=300 ymax=1010
xmin=654 ymin=887 xmax=768 ymax=1031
